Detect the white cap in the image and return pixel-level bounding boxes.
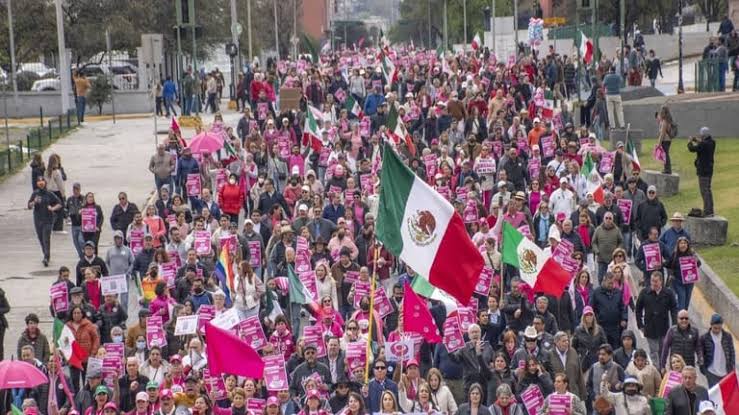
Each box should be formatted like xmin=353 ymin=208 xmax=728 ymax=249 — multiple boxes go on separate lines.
xmin=533 ymin=117 xmax=541 ymax=123
xmin=698 ymin=401 xmax=716 ymax=414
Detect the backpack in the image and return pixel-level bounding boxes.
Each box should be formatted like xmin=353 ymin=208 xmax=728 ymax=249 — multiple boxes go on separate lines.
xmin=670 ymin=122 xmax=678 ymax=138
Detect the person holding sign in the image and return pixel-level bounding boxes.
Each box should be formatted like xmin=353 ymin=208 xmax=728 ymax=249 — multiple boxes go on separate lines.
xmin=635 ymin=227 xmax=670 ymax=286
xmin=541 ymin=373 xmax=587 ymax=415
xmin=667 ymin=237 xmax=701 ymax=312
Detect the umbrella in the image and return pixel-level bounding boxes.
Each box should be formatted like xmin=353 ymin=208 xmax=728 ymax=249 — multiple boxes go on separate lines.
xmin=187 ymin=131 xmax=224 ymax=154
xmin=0 ymin=360 xmax=49 ymax=389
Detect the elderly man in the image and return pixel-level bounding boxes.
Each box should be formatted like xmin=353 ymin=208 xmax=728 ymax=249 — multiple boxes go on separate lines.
xmin=449 ymin=323 xmax=494 ymax=402
xmin=592 ymin=211 xmax=625 ymax=282
xmin=289 ymin=343 xmax=331 ymax=398
xmin=665 ymin=366 xmax=708 ymax=415
xmin=546 ymin=332 xmax=586 ymax=400
xmin=661 ymin=310 xmax=702 ymax=368
xmin=118 ymin=356 xmax=149 ymax=412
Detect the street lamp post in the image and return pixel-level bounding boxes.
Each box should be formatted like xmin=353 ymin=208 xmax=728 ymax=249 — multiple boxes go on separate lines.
xmin=678 ymin=0 xmax=685 ymax=93
xmin=443 ymin=0 xmax=448 ymax=50
xmin=273 ymin=0 xmax=280 ymax=58
xmin=514 ymin=0 xmax=519 ymax=52
xmin=463 ymin=0 xmax=467 ymax=51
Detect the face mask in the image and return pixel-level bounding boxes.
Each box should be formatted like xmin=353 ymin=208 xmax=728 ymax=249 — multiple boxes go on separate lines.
xmin=113 ymin=335 xmax=124 ymax=343
xmin=136 ymin=340 xmax=147 ymax=350
xmin=624 ymin=389 xmax=638 ymax=396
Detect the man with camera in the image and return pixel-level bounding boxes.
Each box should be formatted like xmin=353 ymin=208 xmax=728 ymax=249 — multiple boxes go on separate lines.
xmin=687 ymin=127 xmax=716 ymax=217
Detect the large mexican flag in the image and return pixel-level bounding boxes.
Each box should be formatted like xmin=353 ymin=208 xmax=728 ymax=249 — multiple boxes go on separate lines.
xmin=501 ymin=222 xmax=571 ymax=297
xmin=53 ymin=318 xmax=87 ymax=369
xmin=376 ymin=145 xmax=483 ymax=305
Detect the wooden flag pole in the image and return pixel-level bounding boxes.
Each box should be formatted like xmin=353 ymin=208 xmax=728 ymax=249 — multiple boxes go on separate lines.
xmin=364 ymin=246 xmax=381 ymax=384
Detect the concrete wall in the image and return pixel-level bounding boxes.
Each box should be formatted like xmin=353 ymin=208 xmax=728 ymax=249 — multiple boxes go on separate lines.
xmin=696 ymin=256 xmax=739 ymax=340
xmin=5 ymin=90 xmax=152 ymax=118
xmin=623 ymin=95 xmax=739 ymax=138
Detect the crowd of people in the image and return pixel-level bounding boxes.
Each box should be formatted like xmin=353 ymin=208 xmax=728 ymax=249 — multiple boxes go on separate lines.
xmin=10 ymin=39 xmax=731 ymax=415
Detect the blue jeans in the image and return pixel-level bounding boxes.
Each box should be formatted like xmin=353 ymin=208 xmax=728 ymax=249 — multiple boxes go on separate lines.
xmin=164 ymin=96 xmax=177 ymax=116
xmin=71 ymin=225 xmax=84 ymax=259
xmin=623 ymin=230 xmax=633 ymax=258
xmin=182 ymin=94 xmax=193 ymax=116
xmin=76 ymin=96 xmax=87 ymax=122
xmin=155 ymin=176 xmax=173 ymax=198
xmin=119 ymin=276 xmax=131 ymax=314
xmin=672 ymin=279 xmax=694 ymax=311
xmin=597 ymin=261 xmax=609 ymax=285
xmin=718 ymin=62 xmax=728 ymax=91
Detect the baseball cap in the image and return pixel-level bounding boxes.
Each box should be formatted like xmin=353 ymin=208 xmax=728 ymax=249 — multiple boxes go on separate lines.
xmin=159 ymin=389 xmax=174 ymax=399
xmin=699 ymin=401 xmax=717 ymax=414
xmin=583 ymin=306 xmax=594 ymax=315
xmin=95 ymin=385 xmax=110 ymax=396
xmin=244 ymin=219 xmax=254 ymax=226
xmin=136 ymin=392 xmax=149 ymax=402
xmin=169 ymin=354 xmax=182 ymax=363
xmin=266 ymin=397 xmax=280 ymax=407
xmin=306 ymin=389 xmax=321 ymax=400
xmin=103 ymin=403 xmax=117 ymax=411
xmin=113 ymin=230 xmax=124 ymax=239
xmin=710 ymin=313 xmax=723 ymax=325
xmin=647 ymin=185 xmax=657 ymax=193
xmin=406 ymin=358 xmax=419 ymax=368
xmin=146 ymin=381 xmax=159 ymax=390
xmin=533 ymin=117 xmax=541 ymax=123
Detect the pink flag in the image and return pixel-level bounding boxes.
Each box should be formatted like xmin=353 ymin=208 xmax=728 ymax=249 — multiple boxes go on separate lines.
xmin=205 ymin=322 xmax=265 ymax=378
xmin=402 ymin=282 xmax=442 ymax=343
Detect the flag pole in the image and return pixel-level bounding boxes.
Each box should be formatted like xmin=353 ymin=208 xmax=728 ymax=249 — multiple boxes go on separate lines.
xmin=364 ymin=246 xmax=380 ymax=384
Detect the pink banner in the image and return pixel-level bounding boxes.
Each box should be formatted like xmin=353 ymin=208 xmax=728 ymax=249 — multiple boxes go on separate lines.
xmin=247 ymin=399 xmax=265 ymax=414
xmin=600 ymin=151 xmax=614 ymax=173
xmin=345 ymin=339 xmax=367 ymax=369
xmin=202 ymin=368 xmax=227 ymax=400
xmin=373 ymin=286 xmax=394 ymax=318
xmin=475 ymin=267 xmax=494 ymax=296
xmin=353 ymin=280 xmax=371 ymax=308
xmin=129 ymin=229 xmax=144 ymax=255
xmin=296 ymin=236 xmax=310 ymax=253
xmin=102 ymin=357 xmax=119 ymax=388
xmin=81 ymin=208 xmax=97 ymax=233
xmin=193 ymin=230 xmax=212 ymax=256
xmin=186 ymin=173 xmax=201 ymax=197
xmin=146 ymin=315 xmax=167 ymax=348
xmin=643 ymin=243 xmax=663 ymax=271
xmin=239 ymin=316 xmax=269 ymax=350
xmin=247 ymin=241 xmax=261 ymax=268
xmin=257 ymin=103 xmax=269 ymax=120
xmin=219 ymin=235 xmax=237 ymax=255
xmin=295 ymin=251 xmax=311 ymax=273
xmin=528 ymin=158 xmax=541 ymax=179
xmin=457 ymin=306 xmax=476 ymax=332
xmin=679 ymin=256 xmax=699 ymax=284
xmin=521 ymin=385 xmax=544 ymax=415
xmin=661 ymin=371 xmax=682 ymax=398
xmin=540 ymin=136 xmax=555 ymax=158
xmin=344 ymin=271 xmax=359 ymax=284
xmin=197 ymin=304 xmax=216 ymax=333
xmin=551 ymin=238 xmax=574 ymax=265
xmin=547 ymin=394 xmax=571 ymax=415
xmin=616 ymin=198 xmax=633 ymax=225
xmin=263 ymin=354 xmax=289 ymax=391
xmin=302 ymin=324 xmax=327 ymax=358
xmin=298 ymin=271 xmax=318 ymax=301
xmin=159 ymin=261 xmax=178 ymax=289
xmin=50 ymin=282 xmax=69 ymax=314
xmin=455 ymin=187 xmax=468 ymax=204
xmin=442 ymin=315 xmax=465 ymax=353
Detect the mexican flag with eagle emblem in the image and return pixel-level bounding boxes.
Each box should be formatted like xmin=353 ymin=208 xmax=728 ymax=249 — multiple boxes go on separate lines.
xmin=501 ymin=222 xmax=571 ymax=297
xmin=53 ymin=318 xmax=87 ymax=369
xmin=376 ymin=144 xmax=484 ymax=305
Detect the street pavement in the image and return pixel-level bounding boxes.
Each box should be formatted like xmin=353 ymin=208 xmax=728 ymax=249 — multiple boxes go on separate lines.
xmin=0 ymin=108 xmax=241 ymax=358
xmin=0 ymin=104 xmax=728 ymax=385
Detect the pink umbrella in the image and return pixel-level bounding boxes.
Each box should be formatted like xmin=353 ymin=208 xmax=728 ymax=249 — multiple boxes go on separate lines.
xmin=187 ymin=131 xmax=224 ymax=154
xmin=0 ymin=360 xmax=48 ymax=389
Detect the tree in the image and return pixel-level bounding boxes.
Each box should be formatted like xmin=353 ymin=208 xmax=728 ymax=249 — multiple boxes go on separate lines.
xmin=88 ymin=76 xmax=112 ymax=115
xmin=0 ymin=0 xmax=57 ymax=66
xmin=237 ymin=0 xmax=304 ymax=60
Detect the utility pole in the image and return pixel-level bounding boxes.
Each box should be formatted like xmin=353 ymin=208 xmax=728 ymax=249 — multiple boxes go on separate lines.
xmin=443 ymin=0 xmax=448 ymax=50
xmin=514 ymin=0 xmax=519 ymax=53
xmin=247 ymin=0 xmax=253 ymax=62
xmin=188 ymin=0 xmax=197 ymax=115
xmin=6 ymin=0 xmax=18 ymax=101
xmin=230 ymin=0 xmax=240 ymax=70
xmin=591 ymin=0 xmax=598 ymax=71
xmin=428 ymin=0 xmax=432 ymax=48
xmin=106 ymin=30 xmax=115 ymax=123
xmin=463 ymin=0 xmax=467 ymax=51
xmin=491 ymin=0 xmax=496 ymax=55
xmin=619 ymin=0 xmax=625 ymax=87
xmin=293 ymin=0 xmax=298 ymax=59
xmin=54 ymin=0 xmax=71 ymax=115
xmin=678 ymin=0 xmax=684 ymax=93
xmin=273 ymin=0 xmax=280 ymax=58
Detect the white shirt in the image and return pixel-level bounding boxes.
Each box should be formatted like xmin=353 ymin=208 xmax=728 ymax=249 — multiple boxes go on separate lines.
xmin=708 ymin=331 xmax=728 ymax=377
xmin=549 ymin=188 xmax=576 ymax=218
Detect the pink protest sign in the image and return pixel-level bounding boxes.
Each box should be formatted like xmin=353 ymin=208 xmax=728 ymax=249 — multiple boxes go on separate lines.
xmin=263 ymin=354 xmax=289 ymax=391
xmin=528 ymin=158 xmax=541 ymax=179
xmin=186 ymin=173 xmax=201 ymax=197
xmin=442 ymin=315 xmax=465 ymax=353
xmin=129 ymin=229 xmax=144 ymax=255
xmin=239 ymin=316 xmax=269 ymax=350
xmin=298 ymin=271 xmax=318 ymax=301
xmin=680 ymin=256 xmax=699 ymax=284
xmin=81 ymin=208 xmax=97 ymax=233
xmin=103 ymin=343 xmax=124 ymax=371
xmin=247 ymin=399 xmax=265 ymax=414
xmin=600 ymin=151 xmax=614 ymax=173
xmin=517 ymin=139 xmax=530 ymax=154
xmin=257 ymin=103 xmax=269 ymax=120
xmin=455 ymin=187 xmax=468 ymax=204
xmin=197 ymin=304 xmax=216 ymax=332
xmin=521 ymin=385 xmax=544 ymax=415
xmin=344 ymin=190 xmax=355 ymax=205
xmin=344 ymin=271 xmax=359 ymax=284
xmin=457 ymin=306 xmax=476 ymax=332
xmin=102 ymin=357 xmax=119 ymax=388
xmin=359 ymin=117 xmax=370 ymax=137
xmin=302 ymin=324 xmax=327 ymax=358
xmin=219 ymin=235 xmax=238 ymax=255
xmin=215 ymin=169 xmax=227 ymax=190
xmin=166 ymin=214 xmax=177 ymax=228
xmin=491 ymin=141 xmax=503 ymax=158
xmin=551 ymin=238 xmax=574 ymax=265
xmin=643 ymin=243 xmax=663 ymax=271
xmin=146 ymin=315 xmax=167 ymax=348
xmin=540 ymin=135 xmax=555 ymax=158
xmin=617 ymin=198 xmax=633 ymax=225
xmin=475 ymin=267 xmax=494 ymax=296
xmin=50 ymin=282 xmax=69 ymax=313
xmin=561 ymin=256 xmax=580 ymax=276
xmin=295 ymin=251 xmax=311 ymax=273
xmin=360 ymin=174 xmax=373 ymax=193
xmin=373 ymin=286 xmax=394 ymax=318
xmin=436 ymin=185 xmax=450 ymax=201
xmin=159 ymin=261 xmax=178 ymax=289
xmin=424 ymin=154 xmax=438 ymax=179
xmin=202 ymin=368 xmax=228 ymax=401
xmin=345 ymin=339 xmax=367 ymax=368
xmin=193 ymin=230 xmax=212 ymax=256
xmin=463 ymin=201 xmax=478 ymax=223
xmin=353 ymin=280 xmax=371 ymax=308
xmin=247 ymin=241 xmax=261 ymax=267
xmin=334 ymin=88 xmax=347 ymax=103
xmin=296 ymin=236 xmax=310 ymax=253
xmin=547 ymin=394 xmax=572 ymax=415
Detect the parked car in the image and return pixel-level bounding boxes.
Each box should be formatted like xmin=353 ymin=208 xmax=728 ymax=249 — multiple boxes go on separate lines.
xmin=17 ymin=62 xmax=56 ymax=78
xmin=31 ymin=63 xmax=139 ymax=92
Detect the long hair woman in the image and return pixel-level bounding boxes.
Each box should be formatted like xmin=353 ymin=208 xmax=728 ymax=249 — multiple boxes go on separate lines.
xmin=657 ymin=105 xmax=676 ymax=174
xmin=234 ymin=261 xmax=264 ymax=319
xmin=571 ymin=306 xmax=608 ymax=370
xmin=46 ymin=153 xmax=66 ymax=231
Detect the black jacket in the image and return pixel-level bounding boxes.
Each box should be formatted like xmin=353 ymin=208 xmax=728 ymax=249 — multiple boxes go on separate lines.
xmin=634 ymin=198 xmax=667 ymax=239
xmin=546 ymin=292 xmax=577 ymax=333
xmin=635 ymin=286 xmax=678 ymax=339
xmin=75 ymin=255 xmax=109 ymax=286
xmin=0 ymin=288 xmax=9 ymax=329
xmin=665 ymin=385 xmax=708 ymax=415
xmin=687 ymin=136 xmax=715 ymax=177
xmin=661 ymin=324 xmax=702 ymax=368
xmin=590 ymin=287 xmax=627 ymax=327
xmin=699 ymin=329 xmax=735 ymax=376
xmin=110 ymin=203 xmax=140 ymax=235
xmin=118 ymin=373 xmax=149 ymax=412
xmin=257 ymin=191 xmax=291 ymax=218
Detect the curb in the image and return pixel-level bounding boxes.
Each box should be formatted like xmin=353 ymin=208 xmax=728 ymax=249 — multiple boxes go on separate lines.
xmin=695 ymin=254 xmax=739 ymax=336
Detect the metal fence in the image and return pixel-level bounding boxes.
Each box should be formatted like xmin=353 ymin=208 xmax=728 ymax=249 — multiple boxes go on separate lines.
xmin=0 ymin=110 xmax=79 ymax=176
xmin=694 ymin=59 xmax=723 ymax=93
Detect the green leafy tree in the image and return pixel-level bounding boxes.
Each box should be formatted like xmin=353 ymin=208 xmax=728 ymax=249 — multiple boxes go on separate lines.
xmin=88 ymin=76 xmax=112 ymax=115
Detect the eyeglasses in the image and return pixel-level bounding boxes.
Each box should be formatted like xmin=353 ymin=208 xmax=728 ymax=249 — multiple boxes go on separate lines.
xmin=648 ymin=191 xmax=656 ymax=194
xmin=679 ymin=317 xmax=689 ymax=320
xmin=615 ymin=254 xmax=624 ymax=257
xmin=348 ymin=326 xmax=358 ymax=331
xmin=374 ymin=366 xmax=386 ymax=370
xmin=525 ymin=338 xmax=537 ymax=342
xmin=119 ymin=197 xmax=126 ymax=200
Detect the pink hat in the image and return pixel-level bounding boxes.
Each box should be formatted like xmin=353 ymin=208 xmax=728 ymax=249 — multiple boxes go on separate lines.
xmin=406 ymin=358 xmax=419 ymax=368
xmin=583 ymin=306 xmax=594 ymax=316
xmin=103 ymin=403 xmax=118 ymax=411
xmin=160 ymin=389 xmax=174 ymax=399
xmin=266 ymin=397 xmax=280 ymax=407
xmin=306 ymin=389 xmax=321 ymax=400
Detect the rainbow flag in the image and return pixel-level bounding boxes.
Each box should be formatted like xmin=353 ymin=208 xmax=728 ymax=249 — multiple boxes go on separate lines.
xmin=214 ymin=248 xmax=235 ymax=305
